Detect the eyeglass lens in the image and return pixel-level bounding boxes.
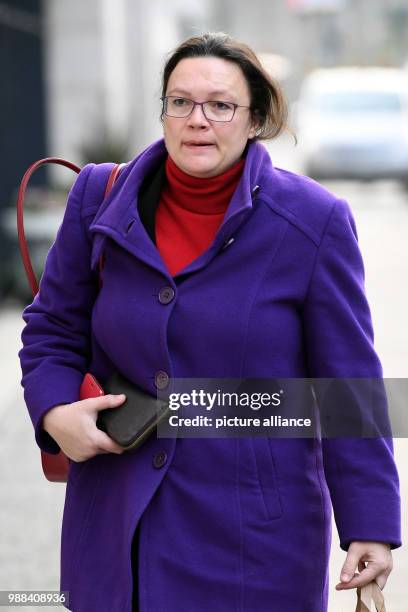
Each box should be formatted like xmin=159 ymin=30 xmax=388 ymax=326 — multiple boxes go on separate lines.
xmin=164 ymin=97 xmax=235 ymax=121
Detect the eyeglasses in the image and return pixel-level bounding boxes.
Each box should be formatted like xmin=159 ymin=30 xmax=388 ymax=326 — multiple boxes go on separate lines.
xmin=161 ymin=96 xmax=251 ymax=122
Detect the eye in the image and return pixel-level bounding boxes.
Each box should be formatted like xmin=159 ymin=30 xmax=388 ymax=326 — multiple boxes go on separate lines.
xmin=211 ymin=101 xmax=233 ymax=110
xmin=172 ymin=97 xmax=188 ymax=106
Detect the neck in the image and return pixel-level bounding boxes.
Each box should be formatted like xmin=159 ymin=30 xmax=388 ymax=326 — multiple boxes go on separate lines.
xmin=165 ymin=155 xmax=246 ymax=214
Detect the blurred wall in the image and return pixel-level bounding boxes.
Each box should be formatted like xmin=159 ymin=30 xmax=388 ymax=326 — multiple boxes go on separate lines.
xmin=211 ymin=0 xmax=408 ymax=99
xmin=44 ymin=0 xmax=212 ymax=184
xmin=5 ymin=0 xmax=408 ymax=188
xmin=0 ymin=0 xmax=46 ymax=208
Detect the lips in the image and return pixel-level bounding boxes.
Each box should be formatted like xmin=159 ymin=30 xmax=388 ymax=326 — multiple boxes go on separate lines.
xmin=184 ymin=141 xmax=215 ymax=147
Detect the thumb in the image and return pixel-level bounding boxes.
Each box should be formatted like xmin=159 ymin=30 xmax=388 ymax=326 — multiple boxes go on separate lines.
xmin=93 ymin=429 xmax=125 ymax=454
xmin=340 ymin=549 xmax=360 ymax=582
xmin=92 ymin=393 xmax=127 ymax=411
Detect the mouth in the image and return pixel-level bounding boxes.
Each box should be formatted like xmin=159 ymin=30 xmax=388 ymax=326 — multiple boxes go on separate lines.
xmin=183 ymin=142 xmax=216 ymax=149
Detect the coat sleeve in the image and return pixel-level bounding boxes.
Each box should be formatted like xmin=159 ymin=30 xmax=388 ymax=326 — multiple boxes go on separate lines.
xmin=302 ymin=198 xmax=402 ymax=551
xmin=18 ymin=163 xmax=98 ymax=454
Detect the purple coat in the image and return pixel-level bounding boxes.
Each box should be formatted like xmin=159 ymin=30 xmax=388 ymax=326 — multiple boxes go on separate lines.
xmin=19 ymin=138 xmax=401 ymax=611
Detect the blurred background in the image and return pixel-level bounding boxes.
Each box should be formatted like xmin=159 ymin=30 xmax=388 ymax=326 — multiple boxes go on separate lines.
xmin=1 ymin=0 xmax=407 ymax=610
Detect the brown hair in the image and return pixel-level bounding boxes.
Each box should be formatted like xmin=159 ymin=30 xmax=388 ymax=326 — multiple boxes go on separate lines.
xmin=160 ymin=32 xmax=294 ymax=142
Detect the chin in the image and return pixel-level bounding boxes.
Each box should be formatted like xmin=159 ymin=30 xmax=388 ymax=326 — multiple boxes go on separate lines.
xmin=180 ymin=160 xmax=219 ymax=178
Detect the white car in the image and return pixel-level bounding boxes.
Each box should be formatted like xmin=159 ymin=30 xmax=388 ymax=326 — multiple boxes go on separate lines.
xmin=295 ymin=67 xmax=408 ymax=183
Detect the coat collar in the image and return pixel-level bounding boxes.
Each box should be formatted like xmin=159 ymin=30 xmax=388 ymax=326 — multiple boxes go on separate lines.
xmin=89 ymin=137 xmax=274 ymax=278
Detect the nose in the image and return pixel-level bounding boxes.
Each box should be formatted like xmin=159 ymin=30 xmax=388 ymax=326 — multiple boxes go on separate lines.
xmin=186 ymin=102 xmax=210 ymax=127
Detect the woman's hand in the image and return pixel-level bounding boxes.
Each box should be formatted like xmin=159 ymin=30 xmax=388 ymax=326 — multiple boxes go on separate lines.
xmin=42 ymin=394 xmax=127 ymax=462
xmin=335 ymin=541 xmax=393 ymax=592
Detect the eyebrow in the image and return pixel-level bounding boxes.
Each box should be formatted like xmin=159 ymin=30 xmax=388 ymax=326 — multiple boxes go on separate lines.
xmin=166 ymin=88 xmax=236 ymax=100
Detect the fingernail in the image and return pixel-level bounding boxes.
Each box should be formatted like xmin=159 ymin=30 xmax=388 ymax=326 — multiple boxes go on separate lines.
xmin=341 ymin=573 xmax=350 ymax=582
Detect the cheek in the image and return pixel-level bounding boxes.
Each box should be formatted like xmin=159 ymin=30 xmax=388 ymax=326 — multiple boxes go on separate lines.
xmin=163 ymin=120 xmax=179 ymax=146
xmin=163 ymin=121 xmax=172 ymax=139
xmin=222 ymin=126 xmax=248 ymax=154
xmin=218 ymin=126 xmax=241 ymax=148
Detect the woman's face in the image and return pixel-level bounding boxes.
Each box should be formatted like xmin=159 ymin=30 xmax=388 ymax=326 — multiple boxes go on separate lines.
xmin=162 ymin=56 xmax=258 ymax=178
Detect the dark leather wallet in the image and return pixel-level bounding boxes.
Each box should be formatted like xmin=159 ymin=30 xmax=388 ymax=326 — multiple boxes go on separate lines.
xmin=96 ymin=371 xmax=170 ymax=451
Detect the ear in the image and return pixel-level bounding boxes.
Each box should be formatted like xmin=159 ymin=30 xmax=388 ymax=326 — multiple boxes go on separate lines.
xmin=248 ymin=111 xmax=261 ymax=139
xmin=248 ymin=125 xmax=258 ymax=139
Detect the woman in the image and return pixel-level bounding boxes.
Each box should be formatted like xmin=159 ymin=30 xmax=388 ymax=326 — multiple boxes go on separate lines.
xmin=19 ymin=33 xmax=401 ymax=611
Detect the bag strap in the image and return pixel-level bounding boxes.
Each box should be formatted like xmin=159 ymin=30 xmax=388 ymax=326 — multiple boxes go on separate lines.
xmin=95 ymin=162 xmax=126 ymax=284
xmin=17 ymin=157 xmax=124 ymax=297
xmin=356 ymin=582 xmax=386 ymax=612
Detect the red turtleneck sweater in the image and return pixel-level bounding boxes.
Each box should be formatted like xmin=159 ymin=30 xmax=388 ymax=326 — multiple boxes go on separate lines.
xmin=155 ymin=155 xmax=245 ymax=276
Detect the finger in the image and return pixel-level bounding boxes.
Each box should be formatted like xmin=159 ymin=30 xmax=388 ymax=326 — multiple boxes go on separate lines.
xmin=335 ymin=571 xmax=359 ymax=590
xmin=335 ymin=565 xmax=379 ymax=591
xmin=340 ymin=549 xmax=361 ymax=583
xmin=94 ymin=430 xmax=125 ymax=454
xmin=83 ymin=393 xmax=126 ymax=412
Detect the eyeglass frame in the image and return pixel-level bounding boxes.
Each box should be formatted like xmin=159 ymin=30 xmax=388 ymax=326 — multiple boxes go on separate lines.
xmin=160 ymin=95 xmax=252 ymax=123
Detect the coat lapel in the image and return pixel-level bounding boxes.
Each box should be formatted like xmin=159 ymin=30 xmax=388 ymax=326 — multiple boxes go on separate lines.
xmin=89 ymin=139 xmax=169 ymax=275
xmin=88 ymin=137 xmax=275 ymax=278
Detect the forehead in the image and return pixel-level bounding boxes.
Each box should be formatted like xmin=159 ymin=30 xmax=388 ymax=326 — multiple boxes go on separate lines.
xmin=166 ymin=56 xmax=250 ymax=100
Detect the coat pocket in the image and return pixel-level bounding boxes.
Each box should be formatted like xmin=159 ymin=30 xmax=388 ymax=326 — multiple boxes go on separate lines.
xmin=250 ymin=438 xmax=283 ymax=521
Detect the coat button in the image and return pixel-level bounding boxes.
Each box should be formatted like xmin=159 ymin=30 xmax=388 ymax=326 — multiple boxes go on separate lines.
xmin=158 ymin=286 xmax=175 ymax=304
xmin=154 ymin=370 xmax=169 ymax=389
xmin=153 ymin=450 xmax=167 ymax=469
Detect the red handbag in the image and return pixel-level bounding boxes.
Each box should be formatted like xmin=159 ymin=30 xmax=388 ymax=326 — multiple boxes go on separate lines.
xmin=17 ymin=158 xmax=124 ymax=482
